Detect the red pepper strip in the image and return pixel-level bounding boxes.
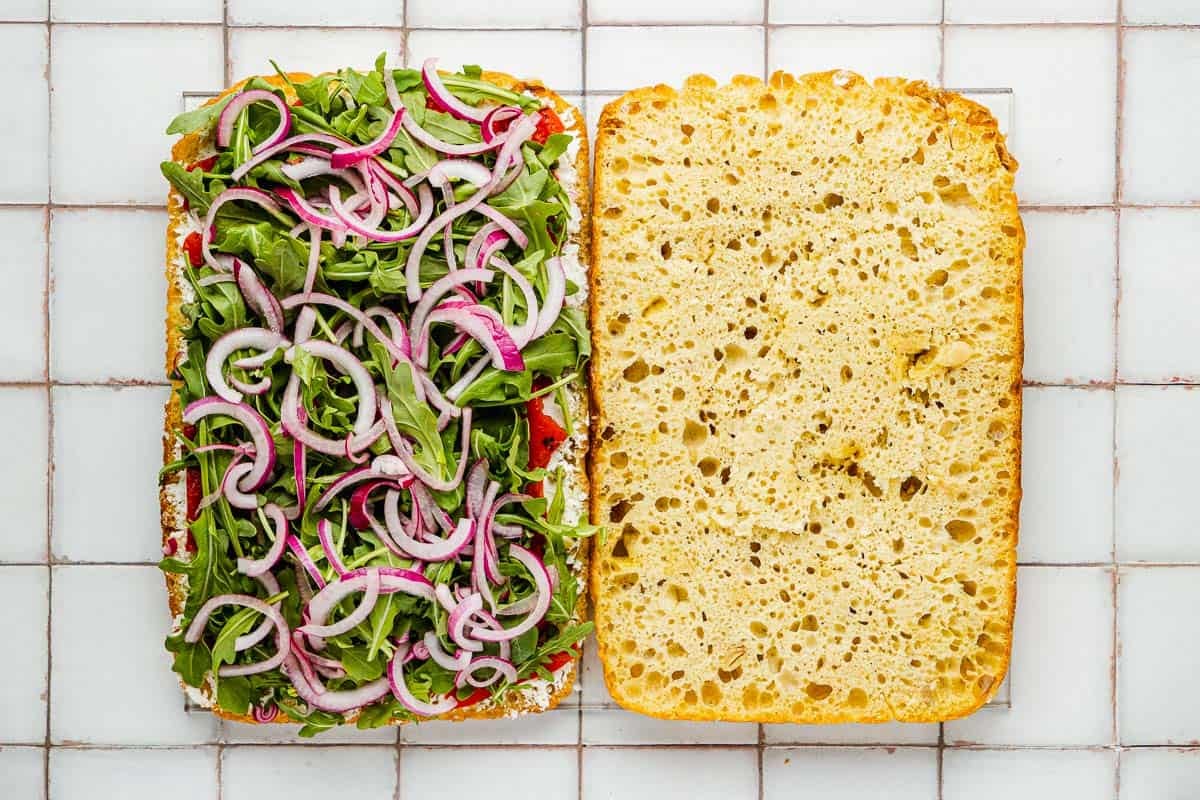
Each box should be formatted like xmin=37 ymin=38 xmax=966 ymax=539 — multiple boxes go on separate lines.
xmin=453 ymin=648 xmax=580 ymax=708
xmin=455 ymin=687 xmax=491 ymax=709
xmin=525 ymin=380 xmax=567 ymax=499
xmin=183 ymin=232 xmax=204 ymax=267
xmin=188 ymin=155 xmax=218 ymax=173
xmin=532 ymin=107 xmax=565 ymax=145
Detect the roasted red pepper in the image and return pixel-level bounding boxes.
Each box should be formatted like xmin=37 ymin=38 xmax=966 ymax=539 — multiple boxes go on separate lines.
xmin=182 ymin=231 xmax=204 ymax=267
xmin=543 ymin=649 xmax=575 ymax=673
xmin=187 ymin=155 xmax=218 ymax=173
xmin=455 ymin=687 xmax=491 ymax=709
xmin=525 ymin=382 xmax=567 ymax=499
xmin=183 ymin=423 xmax=201 ymax=525
xmin=532 ymin=107 xmax=565 ymax=145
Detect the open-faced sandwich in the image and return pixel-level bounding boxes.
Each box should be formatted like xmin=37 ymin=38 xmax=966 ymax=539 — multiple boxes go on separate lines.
xmin=158 ymin=57 xmax=593 ymax=733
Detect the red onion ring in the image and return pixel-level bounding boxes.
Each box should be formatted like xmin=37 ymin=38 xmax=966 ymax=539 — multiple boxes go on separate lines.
xmin=237 ymin=503 xmax=289 ymax=578
xmin=217 ymin=89 xmax=293 ymax=154
xmin=422 ymin=631 xmax=471 ymax=671
xmin=234 ymin=570 xmax=281 ymax=652
xmin=421 ymin=58 xmax=489 ymax=123
xmin=387 ymin=644 xmax=458 ymax=716
xmin=275 ymin=187 xmax=347 ymax=234
xmin=201 ymin=187 xmax=287 ymax=273
xmin=327 ymin=182 xmax=434 ymax=243
xmin=447 ymin=592 xmax=484 ymax=653
xmin=455 ymin=656 xmax=517 ymax=689
xmin=489 ymin=256 xmax=539 ymax=347
xmin=419 ymin=304 xmax=525 ymax=372
xmin=299 ymin=566 xmax=380 ymax=637
xmin=205 ymin=328 xmax=288 ymax=404
xmin=185 ymin=593 xmax=290 ymax=677
xmin=283 ymin=655 xmax=389 ymax=713
xmin=315 ymin=519 xmax=349 ymax=578
xmin=400 ymin=111 xmax=501 ymax=157
xmin=532 ymin=256 xmax=568 ymax=339
xmin=383 ymin=491 xmax=473 ymax=561
xmin=471 ymin=545 xmax=551 ymax=643
xmin=409 ymin=269 xmax=495 ymax=365
xmin=482 ymin=105 xmax=522 ymax=143
xmin=230 ymin=132 xmax=350 ymax=182
xmin=286 ymin=534 xmax=326 ymax=590
xmin=183 ymin=397 xmax=276 ymax=492
xmin=330 ymin=109 xmax=405 ymax=169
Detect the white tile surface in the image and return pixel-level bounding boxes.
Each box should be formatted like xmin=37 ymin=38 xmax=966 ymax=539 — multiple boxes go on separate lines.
xmin=587 ymin=26 xmax=764 ymax=92
xmin=1118 ymin=210 xmax=1200 ymax=382
xmin=0 ymin=567 xmax=48 ymax=744
xmin=401 ymin=707 xmax=578 ymax=744
xmin=1119 ymin=750 xmax=1200 ymax=800
xmin=769 ymin=26 xmax=940 ymax=84
xmin=403 ymin=747 xmax=576 ymax=797
xmin=1124 ymin=0 xmax=1200 ymax=23
xmin=229 ymin=0 xmax=404 ymax=26
xmin=580 ymin=641 xmax=758 ymax=744
xmin=49 ymin=748 xmax=218 ymax=799
xmin=0 ymin=25 xmax=49 ymax=203
xmin=945 ymin=567 xmax=1113 ymax=746
xmin=764 ymin=720 xmax=939 ymax=745
xmin=584 ymin=747 xmax=758 ymax=800
xmin=1019 ymin=388 xmax=1113 ymax=564
xmin=946 ymin=0 xmax=1117 ymax=22
xmin=50 ymin=25 xmax=223 ymax=205
xmin=1021 ymin=210 xmax=1116 ymax=384
xmin=1119 ymin=567 xmax=1200 ymax=744
xmin=222 ymin=747 xmax=397 ymax=800
xmin=763 ymin=748 xmax=938 ymax=799
xmin=591 ymin=0 xmax=762 ymax=24
xmin=1122 ymin=30 xmax=1200 ymax=204
xmin=0 ymin=389 xmax=48 ymax=563
xmin=945 ymin=26 xmax=1117 ymax=206
xmin=1116 ymin=387 xmax=1200 ymax=561
xmin=220 ymin=719 xmax=396 ymax=744
xmin=0 ymin=209 xmax=47 ymax=382
xmin=50 ymin=209 xmax=167 ymax=382
xmin=771 ymin=0 xmax=939 ymax=23
xmin=51 ymin=566 xmax=218 ymax=745
xmin=52 ymin=386 xmax=171 ymax=563
xmin=943 ymin=749 xmax=1115 ymax=799
xmin=51 ymin=0 xmax=222 ymax=22
xmin=0 ymin=1 xmax=47 ymax=21
xmin=410 ymin=0 xmax=580 ymax=28
xmin=0 ymin=747 xmax=45 ymax=800
xmin=230 ymin=27 xmax=404 ymax=78
xmin=406 ymin=30 xmax=582 ymax=88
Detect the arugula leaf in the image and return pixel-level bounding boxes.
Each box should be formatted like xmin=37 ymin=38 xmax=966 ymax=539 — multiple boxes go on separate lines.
xmin=381 ymin=356 xmax=446 ymax=468
xmin=537 ymin=133 xmax=573 ymax=167
xmin=488 ymin=169 xmax=549 ymax=210
xmin=510 ymin=627 xmax=539 ymax=665
xmin=293 ymin=73 xmax=340 ymax=115
xmin=254 ymin=237 xmax=309 ymax=296
xmin=161 ymin=162 xmax=213 ymax=215
xmin=165 ymin=94 xmax=234 ymax=135
xmin=455 ymin=334 xmax=578 ymax=405
xmin=168 ymin=638 xmax=211 ymax=688
xmin=211 ymin=606 xmax=263 ymax=671
xmin=216 ymin=221 xmax=279 ymax=261
xmin=340 ymin=648 xmax=385 ymax=682
xmin=339 ymin=66 xmax=388 ymax=108
xmin=217 ymin=675 xmax=253 ymax=716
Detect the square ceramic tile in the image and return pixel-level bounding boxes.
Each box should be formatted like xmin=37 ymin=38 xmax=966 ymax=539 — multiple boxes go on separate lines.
xmin=230 ymin=28 xmax=403 ymax=78
xmin=406 ymin=30 xmax=581 ymax=89
xmin=946 ymin=0 xmax=1116 ymax=22
xmin=580 ymin=640 xmax=758 ymax=744
xmin=401 ymin=706 xmax=578 ymax=744
xmin=229 ymin=0 xmax=403 ymax=26
xmin=1118 ymin=210 xmax=1200 ymax=382
xmin=0 ymin=1 xmax=47 ymax=20
xmin=1021 ymin=210 xmax=1116 ymax=384
xmin=50 ymin=25 xmax=223 ymax=205
xmin=1019 ymin=387 xmax=1114 ymax=564
xmin=590 ymin=0 xmax=762 ymax=24
xmin=0 ymin=747 xmax=45 ymax=800
xmin=50 ymin=748 xmax=218 ymax=799
xmin=943 ymin=749 xmax=1116 ymax=799
xmin=945 ymin=567 xmax=1113 ymax=746
xmin=0 ymin=209 xmax=47 ymax=382
xmin=222 ymin=747 xmax=396 ymax=800
xmin=50 ymin=209 xmax=167 ymax=382
xmin=1122 ymin=31 xmax=1200 ymax=204
xmin=220 ymin=719 xmax=396 ymax=744
xmin=763 ymin=720 xmax=939 ymax=746
xmin=769 ymin=26 xmax=940 ymax=84
xmin=944 ymin=27 xmax=1117 ymax=206
xmin=0 ymin=389 xmax=48 ymax=563
xmin=51 ymin=0 xmax=221 ymax=22
xmin=1119 ymin=750 xmax=1200 ymax=799
xmin=770 ymin=0 xmax=939 ymax=23
xmin=51 ymin=566 xmax=218 ymax=745
xmin=52 ymin=386 xmax=171 ymax=563
xmin=1116 ymin=387 xmax=1200 ymax=561
xmin=583 ymin=747 xmax=758 ymax=800
xmin=1124 ymin=0 xmax=1200 ymax=23
xmin=763 ymin=748 xmax=938 ymax=800
xmin=1119 ymin=566 xmax=1200 ymax=744
xmin=403 ymin=748 xmax=576 ymax=798
xmin=0 ymin=567 xmax=48 ymax=743
xmin=587 ymin=26 xmax=764 ymax=92
xmin=410 ymin=0 xmax=579 ymax=28
xmin=0 ymin=25 xmax=49 ymax=203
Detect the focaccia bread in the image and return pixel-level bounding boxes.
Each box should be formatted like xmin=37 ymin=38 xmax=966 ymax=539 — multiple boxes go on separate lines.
xmin=160 ymin=65 xmax=591 ymax=728
xmin=589 ymin=71 xmax=1022 ymax=723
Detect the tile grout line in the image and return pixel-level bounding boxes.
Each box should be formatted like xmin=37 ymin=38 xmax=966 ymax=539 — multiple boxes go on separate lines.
xmin=937 ymin=722 xmax=945 ymax=799
xmin=938 ymin=0 xmax=947 ymax=87
xmin=43 ymin=10 xmax=54 ymax=797
xmin=756 ymin=723 xmax=765 ymax=800
xmin=761 ymin=0 xmax=769 ymax=80
xmin=1112 ymin=2 xmax=1125 ymax=774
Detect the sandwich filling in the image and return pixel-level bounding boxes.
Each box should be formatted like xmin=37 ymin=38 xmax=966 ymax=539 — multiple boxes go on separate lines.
xmin=160 ymin=58 xmax=593 ymax=733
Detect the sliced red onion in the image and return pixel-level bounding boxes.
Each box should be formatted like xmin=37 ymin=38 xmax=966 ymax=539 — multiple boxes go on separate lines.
xmin=404 ymin=184 xmax=496 ymax=302
xmin=422 ymin=631 xmax=471 ymax=671
xmin=183 ymin=397 xmax=276 ymax=492
xmin=384 ymin=67 xmax=404 ymax=112
xmin=197 ymin=273 xmax=234 ymax=287
xmin=388 ymin=644 xmax=458 ymax=716
xmin=490 ymin=256 xmax=539 ymax=347
xmin=478 ymin=481 xmax=503 ymax=585
xmin=477 ymin=205 xmax=529 ymax=251
xmin=421 ymin=59 xmax=489 ymax=123
xmin=217 ymin=89 xmax=292 ymax=154
xmin=434 ymin=584 xmax=456 ymax=613
xmin=205 ymin=328 xmax=287 ymax=404
xmin=470 ymin=609 xmax=512 ymax=661
xmin=352 ymin=306 xmax=410 ymax=356
xmin=229 ymin=374 xmax=271 ymax=397
xmin=445 ymin=357 xmax=489 ymax=403
xmin=409 ymin=482 xmax=438 ymax=533
xmin=300 ymin=566 xmax=380 ymax=637
xmin=491 ymin=112 xmax=540 ymax=185
xmin=367 ymin=160 xmax=419 ymax=216
xmin=532 ymin=256 xmax=568 ymax=339
xmin=384 ymin=491 xmax=473 ymax=561
xmin=421 ymin=305 xmax=524 ymax=372
xmin=482 ymin=105 xmax=522 ymax=143
xmin=330 ymin=109 xmax=404 ymax=169
xmin=419 ymin=373 xmax=461 ymax=422
xmin=202 ymin=187 xmax=288 ymax=273
xmin=286 ymin=534 xmax=326 ymax=590
xmin=289 ymin=339 xmax=378 ymax=439
xmin=281 ymin=155 xmax=333 ymax=182
xmin=488 ymin=493 xmax=532 ymax=539
xmin=280 ymin=292 xmax=412 ymax=366
xmin=328 ymin=182 xmax=434 ymax=243
xmin=276 ymin=187 xmax=347 ymax=234
xmin=349 ymin=479 xmax=406 ymax=531
xmin=429 ymin=158 xmax=493 ymax=188
xmin=471 ymin=508 xmax=497 ymax=612
xmin=471 ymin=545 xmax=551 ymax=643
xmin=251 ymin=703 xmax=278 ymax=723
xmin=455 ymin=656 xmax=517 ymax=689
xmin=465 ymin=223 xmax=504 ymax=274
xmin=339 ymin=566 xmax=435 ymax=601
xmin=217 ymin=462 xmax=255 ymax=510
xmin=283 ymin=655 xmax=389 ymax=713
xmin=315 ymin=519 xmax=349 ymax=578
xmin=237 ymin=503 xmax=289 ymax=578
xmin=410 ymin=269 xmax=495 ymax=363
xmin=231 ymin=132 xmax=350 ymax=182
xmin=400 ymin=111 xmax=499 ymax=157
xmin=314 ymin=466 xmax=386 ymax=512
xmin=234 ymin=571 xmax=281 ymax=652
xmin=185 ymin=593 xmax=290 ymax=677
xmin=448 ymin=592 xmax=484 ymax=653
xmin=491 ymin=154 xmax=525 ymax=196
xmin=291 ymin=630 xmax=345 ymax=673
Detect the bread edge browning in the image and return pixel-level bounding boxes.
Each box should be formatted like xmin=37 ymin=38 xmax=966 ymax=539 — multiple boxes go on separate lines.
xmin=587 ymin=70 xmax=1022 ymax=724
xmin=161 ymin=69 xmax=591 ymax=726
